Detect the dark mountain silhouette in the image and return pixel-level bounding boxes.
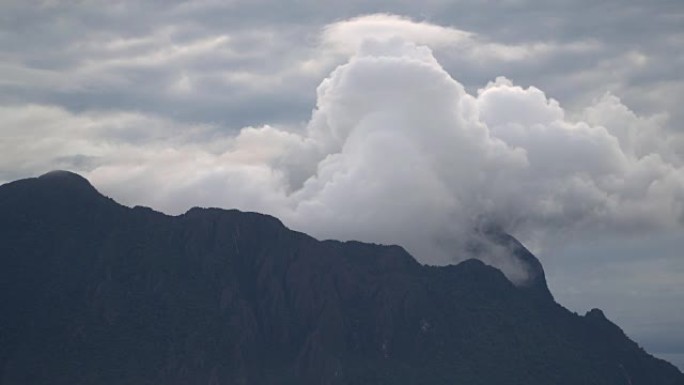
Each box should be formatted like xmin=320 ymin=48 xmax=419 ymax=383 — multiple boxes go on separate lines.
xmin=0 ymin=171 xmax=682 ymax=385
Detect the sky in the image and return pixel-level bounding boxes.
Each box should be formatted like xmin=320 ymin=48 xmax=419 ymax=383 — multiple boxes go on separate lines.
xmin=1 ymin=0 xmax=683 ymax=370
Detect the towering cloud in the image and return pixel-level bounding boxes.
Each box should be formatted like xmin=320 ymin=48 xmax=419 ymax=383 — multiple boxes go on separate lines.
xmin=246 ymin=36 xmax=684 ymax=281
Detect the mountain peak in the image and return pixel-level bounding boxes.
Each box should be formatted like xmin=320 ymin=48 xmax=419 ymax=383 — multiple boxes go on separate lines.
xmin=467 ymin=226 xmax=553 ymax=300
xmin=31 ymin=170 xmax=103 ymax=202
xmin=586 ymin=308 xmax=607 ymax=319
xmin=39 ymin=169 xmax=88 ymax=180
xmin=38 ymin=170 xmax=96 ymax=190
xmin=0 ymin=171 xmax=115 ymax=220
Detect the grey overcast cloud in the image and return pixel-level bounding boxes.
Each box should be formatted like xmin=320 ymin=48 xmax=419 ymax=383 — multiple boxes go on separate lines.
xmin=1 ymin=0 xmax=683 ymax=370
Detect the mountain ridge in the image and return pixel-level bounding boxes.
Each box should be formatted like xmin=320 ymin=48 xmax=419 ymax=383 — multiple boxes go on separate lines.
xmin=0 ymin=171 xmax=682 ymax=384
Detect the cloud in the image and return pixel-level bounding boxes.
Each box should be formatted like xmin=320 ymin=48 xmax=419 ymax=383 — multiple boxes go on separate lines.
xmin=321 ymin=13 xmax=472 ymax=53
xmin=319 ymin=13 xmax=600 ymax=66
xmin=274 ymin=38 xmax=683 ymax=272
xmin=3 ymin=25 xmax=682 ymax=285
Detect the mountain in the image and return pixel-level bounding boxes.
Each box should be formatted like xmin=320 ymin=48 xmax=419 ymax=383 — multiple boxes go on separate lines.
xmin=0 ymin=171 xmax=682 ymax=385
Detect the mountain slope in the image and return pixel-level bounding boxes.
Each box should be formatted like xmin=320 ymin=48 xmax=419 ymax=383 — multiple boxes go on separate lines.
xmin=0 ymin=171 xmax=682 ymax=385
